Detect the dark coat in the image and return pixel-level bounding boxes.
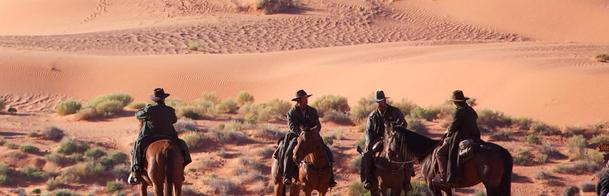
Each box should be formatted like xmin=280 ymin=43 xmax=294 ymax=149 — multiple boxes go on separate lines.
xmin=446 ymin=104 xmax=480 ymax=181
xmin=287 ymin=105 xmax=322 ymax=135
xmin=136 ymin=103 xmax=178 ymax=139
xmin=365 ymin=104 xmax=407 ymax=151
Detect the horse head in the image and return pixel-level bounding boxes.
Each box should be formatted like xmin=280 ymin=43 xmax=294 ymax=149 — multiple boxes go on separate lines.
xmin=292 ymin=130 xmax=322 ymax=163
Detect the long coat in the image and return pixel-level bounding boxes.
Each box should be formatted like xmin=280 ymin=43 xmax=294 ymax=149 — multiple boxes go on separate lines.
xmin=446 ymin=104 xmax=480 ymax=181
xmin=136 ymin=103 xmax=178 ymax=139
xmin=365 ymin=105 xmax=407 ymax=151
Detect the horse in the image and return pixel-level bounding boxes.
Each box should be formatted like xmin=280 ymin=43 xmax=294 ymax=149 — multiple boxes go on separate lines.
xmin=387 ymin=127 xmax=513 ymax=196
xmin=292 ymin=130 xmax=332 ymax=196
xmin=271 ymin=139 xmax=301 ymax=196
xmin=356 ymin=128 xmax=413 ymax=196
xmin=140 ymin=139 xmax=185 ymax=196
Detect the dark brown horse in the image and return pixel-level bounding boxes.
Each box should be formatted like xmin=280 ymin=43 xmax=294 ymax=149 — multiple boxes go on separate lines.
xmin=356 ymin=128 xmax=412 ymax=196
xmin=272 ymin=141 xmax=301 ymax=196
xmin=292 ymin=130 xmax=332 ymax=196
xmin=388 ymin=127 xmax=512 ymax=196
xmin=140 ymin=139 xmax=185 ymax=196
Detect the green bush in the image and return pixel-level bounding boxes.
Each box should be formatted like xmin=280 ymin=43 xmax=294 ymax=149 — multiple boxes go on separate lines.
xmin=216 ymin=99 xmax=239 ymax=114
xmin=106 ymin=180 xmax=124 ymax=192
xmin=256 ymin=0 xmax=298 ymax=14
xmin=32 ymin=188 xmax=41 ymax=194
xmin=76 ymin=93 xmax=133 ymax=120
xmin=525 ymin=134 xmax=540 ymax=144
xmin=596 ymin=54 xmax=609 ymax=63
xmin=45 ymin=153 xmax=73 ymax=166
xmin=84 ymin=148 xmax=107 ymax=159
xmin=55 ymin=100 xmax=82 ymax=115
xmin=225 ymin=121 xmax=243 ymax=131
xmin=356 ymin=138 xmax=366 ymax=149
xmin=50 ymin=189 xmax=80 ymax=196
xmin=410 ymin=106 xmax=439 ymax=121
xmin=477 ymin=109 xmax=512 ymax=129
xmin=312 ymin=95 xmax=350 ymax=116
xmin=567 ymin=135 xmax=587 ymax=160
xmin=21 ymin=166 xmax=48 ymax=181
xmin=541 ymin=142 xmax=566 ymax=159
xmin=88 ymin=93 xmax=133 ymax=107
xmin=565 ymin=186 xmax=580 ymax=196
xmin=407 ymin=118 xmax=428 ymax=134
xmin=94 ymin=100 xmax=124 ymax=116
xmin=0 ymin=163 xmax=11 ymax=185
xmin=351 ymin=97 xmax=376 ymax=121
xmin=590 ymin=134 xmax=609 ymax=148
xmin=239 ymin=99 xmax=291 ymax=123
xmin=57 ymin=138 xmax=89 ymax=155
xmin=20 ymin=144 xmax=40 ymax=154
xmin=61 ymin=162 xmax=105 ymax=183
xmin=236 ymin=91 xmax=254 ymax=106
xmin=99 ymin=151 xmax=129 ymax=169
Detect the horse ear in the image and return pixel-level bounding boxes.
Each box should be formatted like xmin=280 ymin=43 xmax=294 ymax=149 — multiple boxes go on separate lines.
xmin=356 ymin=145 xmax=363 ymax=154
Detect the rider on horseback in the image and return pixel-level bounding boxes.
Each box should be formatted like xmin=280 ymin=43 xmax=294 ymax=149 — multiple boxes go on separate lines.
xmin=433 ymin=90 xmax=481 ymax=186
xmin=362 ymin=90 xmax=414 ymax=189
xmin=274 ymin=89 xmax=337 ymax=187
xmin=128 ymin=88 xmax=192 ymax=185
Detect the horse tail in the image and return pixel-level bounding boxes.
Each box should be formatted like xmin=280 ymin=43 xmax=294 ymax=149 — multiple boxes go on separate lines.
xmin=499 ymin=147 xmax=513 ymax=196
xmin=164 ymin=145 xmax=174 ymax=196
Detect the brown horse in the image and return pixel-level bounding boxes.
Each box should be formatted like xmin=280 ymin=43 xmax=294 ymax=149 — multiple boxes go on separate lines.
xmin=140 ymin=139 xmax=185 ymax=196
xmin=356 ymin=128 xmax=412 ymax=196
xmin=292 ymin=130 xmax=332 ymax=196
xmin=388 ymin=127 xmax=513 ymax=196
xmin=271 ymin=141 xmax=301 ymax=196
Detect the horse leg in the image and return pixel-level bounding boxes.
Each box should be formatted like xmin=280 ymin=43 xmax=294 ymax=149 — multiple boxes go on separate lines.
xmin=140 ymin=183 xmax=147 ymax=196
xmin=173 ymin=180 xmax=182 ymax=196
xmin=154 ymin=184 xmax=164 ymax=196
xmin=443 ymin=188 xmax=453 ymax=196
xmin=289 ymin=184 xmax=300 ymax=196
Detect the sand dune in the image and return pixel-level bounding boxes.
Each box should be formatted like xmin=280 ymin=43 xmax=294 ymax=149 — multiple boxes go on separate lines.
xmin=2 ymin=41 xmax=608 ymax=125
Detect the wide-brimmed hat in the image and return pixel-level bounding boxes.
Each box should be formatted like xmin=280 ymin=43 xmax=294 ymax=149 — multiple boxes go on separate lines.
xmin=292 ymin=89 xmax=312 ymax=101
xmin=450 ymin=90 xmax=469 ymax=102
xmin=150 ymin=88 xmax=170 ymax=102
xmin=374 ymin=90 xmax=389 ymax=102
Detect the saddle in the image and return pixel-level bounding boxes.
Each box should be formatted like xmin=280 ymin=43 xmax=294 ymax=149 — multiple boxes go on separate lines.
xmin=458 ymin=139 xmax=483 ymax=163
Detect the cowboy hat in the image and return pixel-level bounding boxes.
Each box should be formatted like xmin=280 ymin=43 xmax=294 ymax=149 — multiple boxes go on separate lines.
xmin=150 ymin=88 xmax=170 ymax=102
xmin=292 ymin=89 xmax=312 ymax=101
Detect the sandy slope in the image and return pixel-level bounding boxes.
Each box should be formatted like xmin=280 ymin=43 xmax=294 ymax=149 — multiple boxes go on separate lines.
xmin=2 ymin=41 xmax=609 ymax=125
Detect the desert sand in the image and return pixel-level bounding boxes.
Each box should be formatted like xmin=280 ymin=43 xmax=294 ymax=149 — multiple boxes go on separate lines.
xmin=0 ymin=0 xmax=608 ymax=195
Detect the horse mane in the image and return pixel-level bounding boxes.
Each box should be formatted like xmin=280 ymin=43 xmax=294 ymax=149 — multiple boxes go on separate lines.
xmin=393 ymin=126 xmax=440 ymax=161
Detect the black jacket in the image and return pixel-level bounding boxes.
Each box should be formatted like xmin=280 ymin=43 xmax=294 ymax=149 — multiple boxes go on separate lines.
xmin=136 ymin=103 xmax=178 ymax=138
xmin=365 ymin=105 xmax=407 ymax=150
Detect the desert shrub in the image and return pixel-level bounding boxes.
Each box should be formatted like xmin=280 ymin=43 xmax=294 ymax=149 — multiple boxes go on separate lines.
xmin=409 ymin=180 xmax=432 ymax=196
xmin=76 ymin=93 xmax=133 ymax=119
xmin=20 ymin=144 xmax=40 ymax=154
xmin=565 ymin=186 xmax=580 ymax=196
xmin=174 ymin=119 xmax=200 ymax=133
xmin=99 ymin=151 xmax=128 ymax=169
xmin=252 ymin=124 xmax=285 ymax=140
xmin=323 ymin=135 xmax=335 ymax=146
xmin=45 ymin=153 xmax=73 ymax=166
xmin=473 ymin=191 xmax=486 ymax=196
xmin=236 ymin=91 xmax=254 ymax=106
xmin=255 ymin=147 xmax=274 ymax=159
xmin=567 ymin=135 xmax=587 ymax=160
xmin=596 ymin=54 xmax=609 ymax=63
xmin=106 ymin=180 xmax=124 ymax=192
xmin=323 ymin=110 xmax=353 ymax=125
xmin=46 ymin=177 xmax=68 ymax=191
xmin=32 ymin=188 xmax=41 ymax=194
xmin=513 ymin=147 xmax=535 ymax=166
xmin=88 ymin=93 xmax=133 ymax=107
xmin=84 ymin=148 xmax=107 ymax=160
xmin=535 ymin=171 xmax=556 ymax=180
xmin=187 ymin=40 xmax=200 ymax=51
xmin=541 ymin=142 xmax=567 ymax=159
xmin=21 ymin=166 xmax=48 ymax=181
xmin=349 ymin=181 xmax=371 ymax=196
xmin=394 ymin=98 xmax=418 ymax=117
xmin=256 ymin=0 xmax=298 ymax=14
xmin=39 ymin=127 xmax=65 ymax=141
xmin=512 ymin=117 xmax=533 ymax=130
xmin=209 ymin=129 xmax=250 ymax=144
xmin=590 ymin=134 xmax=609 ymax=148
xmin=176 ymin=105 xmax=204 ymax=120
xmin=530 ymin=121 xmax=560 ymax=135
xmin=580 ymin=182 xmax=595 ymax=192
xmin=57 ymin=138 xmax=89 ymax=155
xmin=236 ymin=170 xmax=265 ymax=184
xmin=5 ymin=142 xmax=19 ymax=149
xmin=206 ymin=174 xmax=240 ymax=195
xmin=216 ymin=99 xmax=239 ymax=114
xmin=240 ymin=99 xmax=291 ymax=123
xmin=239 ymin=157 xmax=266 ymax=171
xmin=0 ymin=99 xmax=4 ymax=111
xmin=407 ymin=118 xmax=428 ymax=134
xmin=410 ymin=106 xmax=439 ymax=121
xmin=225 ymin=121 xmax=243 ymax=131
xmin=0 ymin=163 xmax=11 ymax=185
xmin=489 ymin=130 xmax=512 ymax=141
xmin=250 ymin=181 xmax=270 ymax=194
xmin=50 ymin=189 xmax=80 ymax=196
xmin=165 ymin=99 xmax=184 ymax=108
xmin=61 ymin=162 xmax=105 ymax=183
xmin=356 ymin=138 xmax=366 ymax=149
xmin=312 ymin=95 xmax=350 ymax=116
xmin=587 ymin=149 xmax=605 ymax=164
xmin=94 ymin=100 xmax=124 ymax=116
xmin=554 ymin=160 xmax=601 ymax=174
xmin=126 ymin=102 xmax=146 ymax=110
xmin=55 ymin=100 xmax=82 ymax=115
xmin=525 ymin=134 xmax=540 ymax=144
xmin=181 ymin=132 xmax=209 ymax=149
xmin=196 ymin=92 xmax=220 ymax=105
xmin=477 ymin=109 xmax=512 ymax=129
xmin=351 ymin=97 xmax=376 ymax=121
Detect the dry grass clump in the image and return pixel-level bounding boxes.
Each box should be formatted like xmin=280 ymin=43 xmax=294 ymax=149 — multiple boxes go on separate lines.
xmin=477 ymin=109 xmax=513 ymax=130
xmin=349 ymin=181 xmax=370 ymax=196
xmin=181 ymin=131 xmax=209 ymax=149
xmin=596 ymin=53 xmax=609 ymax=63
xmin=209 ymin=128 xmax=251 ymax=144
xmin=489 ymin=130 xmax=512 ymax=141
xmin=236 ymin=91 xmax=254 ymax=106
xmin=0 ymin=98 xmax=5 ymax=112
xmin=525 ymin=133 xmax=540 ymax=144
xmin=252 ymin=124 xmax=285 ymax=140
xmin=19 ymin=144 xmax=40 ymax=154
xmin=529 ymin=121 xmax=561 ymax=135
xmin=513 ymin=147 xmax=539 ymax=165
xmin=216 ymin=98 xmax=239 ymax=114
xmin=255 ymin=0 xmax=298 ymax=14
xmin=57 ymin=138 xmax=89 ymax=155
xmin=55 ymin=100 xmax=82 ymax=116
xmin=312 ymin=95 xmax=350 ymax=116
xmin=76 ymin=93 xmax=133 ymax=120
xmin=350 ymin=97 xmax=376 ymax=122
xmin=567 ymin=135 xmax=587 ymax=160
xmin=554 ymin=160 xmax=601 ymax=174
xmin=254 ymin=147 xmax=275 ymax=159
xmin=38 ymin=127 xmax=65 ymax=141
xmin=239 ymin=99 xmax=291 ymax=124
xmin=174 ymin=119 xmax=200 ymax=133
xmin=409 ymin=106 xmax=440 ymax=121
xmin=206 ymin=174 xmax=241 ymax=195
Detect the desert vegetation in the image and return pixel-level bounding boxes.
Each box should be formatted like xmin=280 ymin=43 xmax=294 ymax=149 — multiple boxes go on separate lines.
xmin=596 ymin=53 xmax=609 ymax=63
